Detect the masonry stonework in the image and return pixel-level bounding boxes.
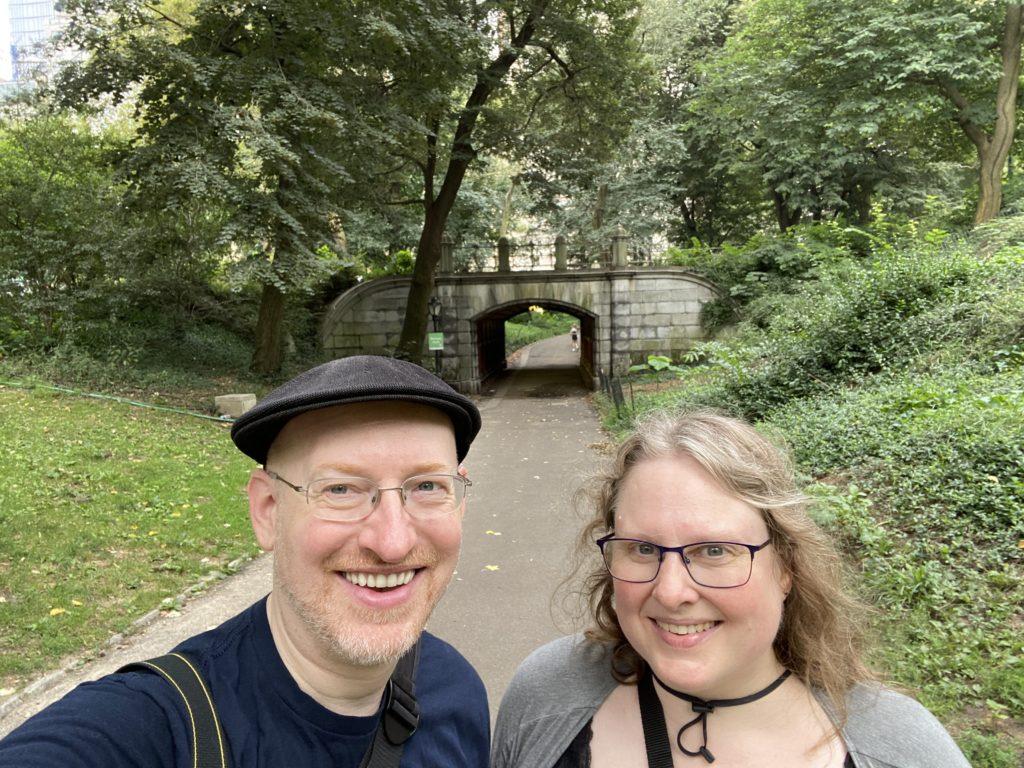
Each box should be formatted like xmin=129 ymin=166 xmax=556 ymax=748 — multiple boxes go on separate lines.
xmin=321 ymin=269 xmax=718 ymax=393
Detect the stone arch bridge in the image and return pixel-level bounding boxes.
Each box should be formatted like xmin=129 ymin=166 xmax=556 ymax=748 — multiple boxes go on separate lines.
xmin=321 ymin=266 xmax=719 ymax=394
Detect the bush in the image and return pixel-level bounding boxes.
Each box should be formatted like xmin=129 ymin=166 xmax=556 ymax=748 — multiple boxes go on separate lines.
xmin=607 ymin=218 xmax=1024 ymax=763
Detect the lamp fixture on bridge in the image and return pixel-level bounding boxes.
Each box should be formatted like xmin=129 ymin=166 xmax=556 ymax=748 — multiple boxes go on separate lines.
xmin=428 ymin=296 xmax=442 ymax=376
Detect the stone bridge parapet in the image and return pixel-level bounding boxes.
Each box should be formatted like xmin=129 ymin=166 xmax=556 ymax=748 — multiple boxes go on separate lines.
xmin=321 ymin=266 xmax=719 ymax=394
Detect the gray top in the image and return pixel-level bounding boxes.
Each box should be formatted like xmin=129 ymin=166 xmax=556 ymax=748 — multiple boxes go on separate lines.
xmin=492 ymin=635 xmax=972 ymax=768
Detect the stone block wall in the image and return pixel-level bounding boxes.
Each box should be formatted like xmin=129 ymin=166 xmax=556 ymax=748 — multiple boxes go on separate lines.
xmin=321 ymin=268 xmax=719 ymax=393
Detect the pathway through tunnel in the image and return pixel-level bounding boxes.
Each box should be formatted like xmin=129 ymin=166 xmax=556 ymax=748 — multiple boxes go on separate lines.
xmin=483 ymin=333 xmax=589 ymax=399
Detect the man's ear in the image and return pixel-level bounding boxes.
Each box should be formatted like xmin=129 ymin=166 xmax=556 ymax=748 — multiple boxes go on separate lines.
xmin=457 ymin=464 xmax=469 ymax=479
xmin=248 ymin=469 xmax=278 ymax=552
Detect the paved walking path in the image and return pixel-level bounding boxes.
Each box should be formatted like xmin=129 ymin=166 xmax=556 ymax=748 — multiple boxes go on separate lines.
xmin=0 ymin=334 xmax=606 ymax=735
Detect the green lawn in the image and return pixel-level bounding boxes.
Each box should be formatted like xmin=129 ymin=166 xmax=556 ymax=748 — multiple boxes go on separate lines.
xmin=0 ymin=385 xmax=261 ymax=691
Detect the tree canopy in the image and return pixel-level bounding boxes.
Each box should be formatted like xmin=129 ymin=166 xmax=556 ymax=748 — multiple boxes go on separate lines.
xmin=1 ymin=0 xmax=1022 ymax=369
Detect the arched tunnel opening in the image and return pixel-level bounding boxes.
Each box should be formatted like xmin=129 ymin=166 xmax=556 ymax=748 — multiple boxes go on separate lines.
xmin=474 ymin=300 xmax=596 ymax=389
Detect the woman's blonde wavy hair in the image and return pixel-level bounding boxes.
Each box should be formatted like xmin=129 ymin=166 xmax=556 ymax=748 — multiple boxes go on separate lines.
xmin=577 ymin=409 xmax=874 ymax=724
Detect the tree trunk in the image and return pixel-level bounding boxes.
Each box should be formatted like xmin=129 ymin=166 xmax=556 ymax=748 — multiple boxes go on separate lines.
xmin=499 ymin=178 xmax=517 ymax=238
xmin=976 ymin=5 xmax=1022 ymax=224
xmin=252 ymin=281 xmax=286 ymax=374
xmin=940 ymin=6 xmax=1022 ymax=224
xmin=772 ymin=190 xmax=801 ymax=231
xmin=593 ymin=183 xmax=609 ymax=229
xmin=396 ymin=2 xmax=549 ymax=363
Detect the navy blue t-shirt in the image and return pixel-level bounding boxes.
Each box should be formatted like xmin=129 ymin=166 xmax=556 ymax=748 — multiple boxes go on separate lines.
xmin=0 ymin=596 xmax=489 ymax=767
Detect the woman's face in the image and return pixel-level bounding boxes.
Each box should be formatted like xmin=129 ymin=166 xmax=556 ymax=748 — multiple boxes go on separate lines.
xmin=611 ymin=454 xmax=790 ymax=699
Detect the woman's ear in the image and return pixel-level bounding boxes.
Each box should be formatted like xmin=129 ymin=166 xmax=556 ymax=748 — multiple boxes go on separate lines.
xmin=247 ymin=469 xmax=279 ymax=552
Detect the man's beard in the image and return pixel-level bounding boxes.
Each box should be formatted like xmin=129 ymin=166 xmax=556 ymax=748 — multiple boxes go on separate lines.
xmin=275 ymin=552 xmax=454 ymax=668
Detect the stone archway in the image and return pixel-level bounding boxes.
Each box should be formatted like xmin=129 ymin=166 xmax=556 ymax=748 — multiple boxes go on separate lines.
xmin=471 ymin=299 xmax=598 ymax=387
xmin=321 ymin=268 xmax=719 ymax=393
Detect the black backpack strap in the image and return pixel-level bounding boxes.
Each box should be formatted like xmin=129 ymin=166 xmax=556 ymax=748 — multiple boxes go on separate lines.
xmin=359 ymin=639 xmax=422 ymax=768
xmin=118 ymin=652 xmax=229 ymax=768
xmin=638 ymin=668 xmax=674 ymax=768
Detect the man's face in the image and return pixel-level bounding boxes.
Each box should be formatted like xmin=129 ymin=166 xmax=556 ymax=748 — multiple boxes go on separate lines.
xmin=249 ymin=401 xmax=464 ymax=668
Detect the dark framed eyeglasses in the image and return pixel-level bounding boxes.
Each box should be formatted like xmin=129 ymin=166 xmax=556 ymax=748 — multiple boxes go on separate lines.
xmin=596 ymin=534 xmax=772 ymax=588
xmin=265 ymin=470 xmax=471 ymax=522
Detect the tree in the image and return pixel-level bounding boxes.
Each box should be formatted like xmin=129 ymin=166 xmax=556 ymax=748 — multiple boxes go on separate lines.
xmin=391 ymin=0 xmax=643 ymax=362
xmin=724 ymin=0 xmax=1023 ymax=226
xmin=0 ymin=102 xmax=123 ymax=349
xmin=56 ymin=0 xmax=404 ymax=372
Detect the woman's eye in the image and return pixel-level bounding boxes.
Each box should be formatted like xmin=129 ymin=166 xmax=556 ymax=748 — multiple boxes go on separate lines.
xmin=635 ymin=542 xmax=658 ymax=557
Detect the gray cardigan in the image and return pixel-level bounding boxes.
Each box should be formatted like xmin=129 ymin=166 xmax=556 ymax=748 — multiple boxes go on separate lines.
xmin=492 ymin=635 xmax=971 ymax=768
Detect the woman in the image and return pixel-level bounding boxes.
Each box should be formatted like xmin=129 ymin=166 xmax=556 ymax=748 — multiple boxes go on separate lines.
xmin=492 ymin=411 xmax=970 ymax=768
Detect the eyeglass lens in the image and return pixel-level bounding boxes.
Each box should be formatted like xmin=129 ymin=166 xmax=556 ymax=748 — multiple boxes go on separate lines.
xmin=307 ymin=473 xmax=466 ymax=520
xmin=601 ymin=539 xmax=755 ymax=587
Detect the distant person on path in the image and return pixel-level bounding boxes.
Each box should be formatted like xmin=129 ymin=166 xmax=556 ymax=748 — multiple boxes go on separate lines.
xmin=570 ymin=325 xmax=580 ymax=352
xmin=0 ymin=356 xmax=489 ymax=767
xmin=492 ymin=411 xmax=970 ymax=768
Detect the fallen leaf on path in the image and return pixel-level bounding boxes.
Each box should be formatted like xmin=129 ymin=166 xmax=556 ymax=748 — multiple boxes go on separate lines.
xmin=484 ymin=565 xmax=500 ymax=571
xmin=485 ymin=530 xmax=502 ymax=536
xmin=0 ymin=687 xmax=16 ymax=696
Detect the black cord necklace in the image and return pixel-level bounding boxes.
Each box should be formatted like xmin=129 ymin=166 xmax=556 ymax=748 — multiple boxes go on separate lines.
xmin=638 ymin=667 xmax=791 ymax=765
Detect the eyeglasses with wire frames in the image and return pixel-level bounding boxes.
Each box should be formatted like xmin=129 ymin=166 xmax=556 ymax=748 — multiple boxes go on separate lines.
xmin=265 ymin=469 xmax=472 ymax=522
xmin=596 ymin=534 xmax=772 ymax=588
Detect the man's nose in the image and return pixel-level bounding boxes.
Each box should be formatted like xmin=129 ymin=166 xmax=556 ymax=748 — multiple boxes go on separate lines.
xmin=651 ymin=552 xmax=701 ymax=606
xmin=357 ymin=487 xmax=416 ymax=561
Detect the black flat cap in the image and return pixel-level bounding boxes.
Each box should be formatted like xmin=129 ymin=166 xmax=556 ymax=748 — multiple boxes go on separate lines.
xmin=231 ymin=355 xmax=481 ymax=465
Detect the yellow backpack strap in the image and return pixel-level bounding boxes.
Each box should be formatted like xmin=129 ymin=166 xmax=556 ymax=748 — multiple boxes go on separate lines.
xmin=118 ymin=652 xmax=229 ymax=768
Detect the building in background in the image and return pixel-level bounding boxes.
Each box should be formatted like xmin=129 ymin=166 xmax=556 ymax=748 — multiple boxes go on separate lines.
xmin=0 ymin=0 xmax=13 ymax=83
xmin=1 ymin=0 xmax=63 ymax=91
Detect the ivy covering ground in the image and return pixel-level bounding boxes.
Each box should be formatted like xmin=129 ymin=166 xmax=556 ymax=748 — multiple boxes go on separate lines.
xmin=607 ymin=219 xmax=1024 ymax=767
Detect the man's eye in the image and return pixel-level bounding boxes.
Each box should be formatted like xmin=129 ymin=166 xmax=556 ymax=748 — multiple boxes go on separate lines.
xmin=323 ymin=483 xmax=352 ymax=496
xmin=416 ymin=480 xmax=438 ymax=492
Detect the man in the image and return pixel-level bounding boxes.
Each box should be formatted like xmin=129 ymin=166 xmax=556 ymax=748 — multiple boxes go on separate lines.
xmin=0 ymin=355 xmax=489 ymax=767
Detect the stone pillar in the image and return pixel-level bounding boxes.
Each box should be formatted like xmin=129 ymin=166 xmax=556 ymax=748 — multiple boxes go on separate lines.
xmin=611 ymin=224 xmax=628 ymax=268
xmin=554 ymin=234 xmax=567 ymax=270
xmin=498 ymin=236 xmax=511 ymax=272
xmin=440 ymin=234 xmax=455 ymax=273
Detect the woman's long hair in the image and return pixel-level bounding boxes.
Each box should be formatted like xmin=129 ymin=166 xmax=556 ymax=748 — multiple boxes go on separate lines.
xmin=576 ymin=409 xmax=874 ymax=724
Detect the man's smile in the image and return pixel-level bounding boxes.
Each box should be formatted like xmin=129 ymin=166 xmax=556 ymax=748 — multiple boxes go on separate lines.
xmin=341 ymin=569 xmax=418 ymax=590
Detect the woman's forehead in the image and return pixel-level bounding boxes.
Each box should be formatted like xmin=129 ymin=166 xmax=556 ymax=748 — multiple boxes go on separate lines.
xmin=614 ymin=454 xmax=767 ymax=539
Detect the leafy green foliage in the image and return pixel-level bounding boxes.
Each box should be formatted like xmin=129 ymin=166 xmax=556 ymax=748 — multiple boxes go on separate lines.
xmin=0 ymin=107 xmax=125 ymax=354
xmin=603 ymin=217 xmax=1024 ymax=763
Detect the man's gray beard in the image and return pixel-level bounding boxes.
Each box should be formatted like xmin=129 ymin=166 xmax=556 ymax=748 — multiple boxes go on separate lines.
xmin=275 ymin=571 xmax=448 ymax=668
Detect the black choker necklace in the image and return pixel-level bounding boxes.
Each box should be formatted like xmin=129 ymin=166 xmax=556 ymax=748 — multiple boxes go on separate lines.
xmin=638 ymin=668 xmax=791 ymax=765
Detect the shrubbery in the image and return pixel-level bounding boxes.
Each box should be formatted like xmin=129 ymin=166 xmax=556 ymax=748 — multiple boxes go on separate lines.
xmin=614 ymin=217 xmax=1024 ymax=766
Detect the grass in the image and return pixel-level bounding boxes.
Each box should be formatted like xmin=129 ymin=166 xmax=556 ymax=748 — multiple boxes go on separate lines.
xmin=0 ymin=384 xmax=261 ymax=691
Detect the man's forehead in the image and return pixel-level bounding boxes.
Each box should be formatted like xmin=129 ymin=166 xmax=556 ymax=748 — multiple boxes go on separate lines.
xmin=270 ymin=400 xmax=457 ymax=463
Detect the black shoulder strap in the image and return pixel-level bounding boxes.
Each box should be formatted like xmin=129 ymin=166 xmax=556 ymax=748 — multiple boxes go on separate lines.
xmin=359 ymin=639 xmax=422 ymax=768
xmin=118 ymin=652 xmax=229 ymax=768
xmin=119 ymin=640 xmax=420 ymax=768
xmin=638 ymin=669 xmax=674 ymax=768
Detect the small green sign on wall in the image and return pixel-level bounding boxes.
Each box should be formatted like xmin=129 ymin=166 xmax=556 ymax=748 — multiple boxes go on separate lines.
xmin=427 ymin=332 xmax=444 ymax=351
